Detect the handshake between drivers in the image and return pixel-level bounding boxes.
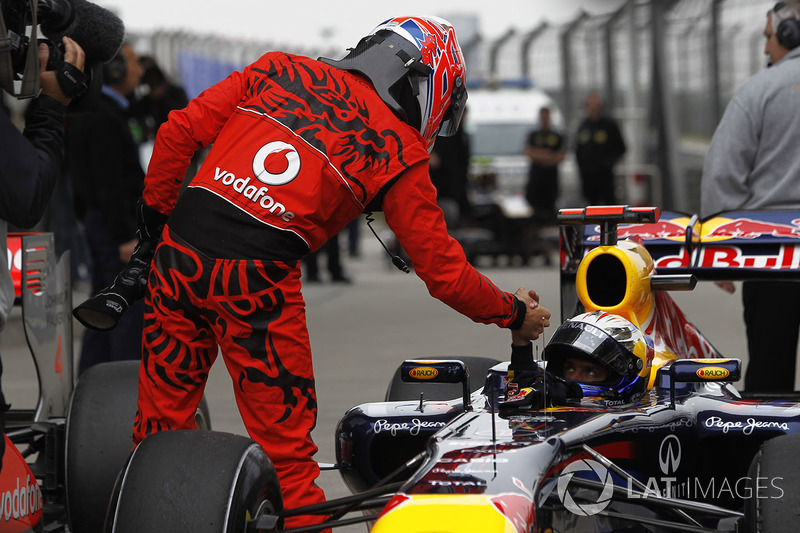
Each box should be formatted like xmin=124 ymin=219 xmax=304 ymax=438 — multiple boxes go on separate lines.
xmin=513 ymin=287 xmax=551 ymax=342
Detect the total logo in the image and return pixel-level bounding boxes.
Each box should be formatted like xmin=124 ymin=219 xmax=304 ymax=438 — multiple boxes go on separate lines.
xmin=557 ymin=459 xmax=614 ymax=516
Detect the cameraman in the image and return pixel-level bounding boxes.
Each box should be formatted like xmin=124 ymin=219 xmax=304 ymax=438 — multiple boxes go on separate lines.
xmin=0 ymin=36 xmax=86 ymax=465
xmin=1 ymin=37 xmax=85 ymax=220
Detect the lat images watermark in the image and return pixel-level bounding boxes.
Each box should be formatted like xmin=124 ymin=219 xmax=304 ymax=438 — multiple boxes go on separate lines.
xmin=556 ymin=459 xmax=614 ymax=516
xmin=557 ymin=457 xmax=784 ymax=517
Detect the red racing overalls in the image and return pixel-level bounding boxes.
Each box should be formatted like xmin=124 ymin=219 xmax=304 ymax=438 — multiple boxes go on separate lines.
xmin=134 ymin=51 xmax=527 ymax=529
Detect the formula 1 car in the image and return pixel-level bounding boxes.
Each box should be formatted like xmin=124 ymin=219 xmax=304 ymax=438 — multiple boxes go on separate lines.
xmin=1 ymin=233 xmax=209 ymax=533
xmin=105 ymin=206 xmax=800 ymax=532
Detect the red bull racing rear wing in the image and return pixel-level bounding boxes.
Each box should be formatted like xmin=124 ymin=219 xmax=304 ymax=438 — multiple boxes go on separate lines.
xmin=560 ymin=207 xmax=800 ymax=281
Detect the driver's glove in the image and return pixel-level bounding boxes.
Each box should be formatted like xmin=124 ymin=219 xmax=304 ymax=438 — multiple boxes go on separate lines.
xmin=500 ymin=365 xmax=583 ymax=409
xmin=72 ymin=200 xmax=168 ymax=331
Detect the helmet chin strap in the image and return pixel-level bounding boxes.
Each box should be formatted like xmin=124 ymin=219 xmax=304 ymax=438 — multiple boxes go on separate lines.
xmin=319 ymin=30 xmax=427 ymax=125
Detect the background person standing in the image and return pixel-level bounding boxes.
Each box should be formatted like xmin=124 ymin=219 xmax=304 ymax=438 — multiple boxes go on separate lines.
xmin=524 ymin=106 xmax=566 ymax=222
xmin=303 ymin=231 xmax=351 ymax=284
xmin=574 ymin=91 xmax=626 ymax=206
xmin=701 ymin=1 xmax=800 ymax=393
xmin=130 ymin=55 xmax=189 ymax=141
xmin=429 ymin=108 xmax=472 ymax=229
xmin=66 ymin=42 xmax=146 ymax=375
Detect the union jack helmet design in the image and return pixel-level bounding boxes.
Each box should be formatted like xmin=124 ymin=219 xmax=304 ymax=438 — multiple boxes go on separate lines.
xmin=371 ymin=16 xmax=467 ymax=150
xmin=320 ymin=16 xmax=467 ymax=152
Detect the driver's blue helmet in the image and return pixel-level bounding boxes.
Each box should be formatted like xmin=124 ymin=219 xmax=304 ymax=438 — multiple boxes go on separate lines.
xmin=544 ymin=311 xmax=654 ymax=403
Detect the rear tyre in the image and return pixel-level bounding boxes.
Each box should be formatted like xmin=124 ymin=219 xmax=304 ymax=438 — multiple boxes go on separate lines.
xmin=66 ymin=361 xmax=141 ymax=533
xmin=743 ymin=433 xmax=800 ymax=532
xmin=385 ymin=356 xmax=501 ymax=401
xmin=106 ymin=430 xmax=282 ymax=533
xmin=66 ymin=361 xmax=214 ymax=533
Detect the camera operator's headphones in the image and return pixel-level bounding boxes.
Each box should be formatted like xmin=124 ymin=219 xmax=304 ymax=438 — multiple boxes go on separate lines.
xmin=773 ymin=2 xmax=800 ymax=50
xmin=103 ymin=48 xmax=127 ymax=85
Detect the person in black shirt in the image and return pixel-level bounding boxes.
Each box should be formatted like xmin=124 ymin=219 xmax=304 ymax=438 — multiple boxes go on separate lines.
xmin=130 ymin=55 xmax=189 ymax=142
xmin=66 ymin=42 xmax=145 ymax=375
xmin=524 ymin=106 xmax=566 ymax=222
xmin=430 ymin=109 xmax=472 ymax=227
xmin=574 ymin=92 xmax=626 ymax=206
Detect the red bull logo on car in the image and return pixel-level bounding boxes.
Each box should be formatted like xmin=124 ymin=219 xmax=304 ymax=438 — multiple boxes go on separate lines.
xmin=652 ymin=243 xmax=800 ymax=270
xmin=591 ymin=216 xmax=800 ymax=243
xmin=588 ymin=217 xmax=693 ymax=242
xmin=701 ymin=217 xmax=800 ymax=241
xmin=636 ymin=215 xmax=800 ymax=271
xmin=590 ymin=215 xmax=800 ymax=242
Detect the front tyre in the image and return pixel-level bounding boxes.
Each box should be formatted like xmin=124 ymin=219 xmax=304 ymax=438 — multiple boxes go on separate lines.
xmin=106 ymin=430 xmax=282 ymax=533
xmin=743 ymin=432 xmax=800 ymax=532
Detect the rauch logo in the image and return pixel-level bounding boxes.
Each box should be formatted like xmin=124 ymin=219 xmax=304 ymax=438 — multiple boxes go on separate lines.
xmin=408 ymin=367 xmax=438 ymax=380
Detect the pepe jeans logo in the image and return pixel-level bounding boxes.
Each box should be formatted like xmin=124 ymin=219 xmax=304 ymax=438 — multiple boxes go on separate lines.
xmin=373 ymin=418 xmax=447 ymax=436
xmin=557 ymin=459 xmax=614 ymax=516
xmin=704 ymin=416 xmax=790 ymax=435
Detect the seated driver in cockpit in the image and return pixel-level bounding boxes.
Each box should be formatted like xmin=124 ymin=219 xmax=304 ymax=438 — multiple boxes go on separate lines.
xmin=561 ymin=356 xmax=609 ymax=383
xmin=502 ymin=310 xmax=654 ymax=408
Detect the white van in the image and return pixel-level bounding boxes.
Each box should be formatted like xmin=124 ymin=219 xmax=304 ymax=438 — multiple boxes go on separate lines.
xmin=463 ymin=87 xmax=576 ymax=218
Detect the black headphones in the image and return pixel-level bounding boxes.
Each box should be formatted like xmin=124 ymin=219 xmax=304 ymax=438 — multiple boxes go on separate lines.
xmin=773 ymin=2 xmax=800 ymax=50
xmin=103 ymin=48 xmax=127 ymax=85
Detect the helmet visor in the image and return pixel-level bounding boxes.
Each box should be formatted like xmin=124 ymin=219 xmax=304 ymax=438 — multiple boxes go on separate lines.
xmin=546 ymin=321 xmax=639 ymax=377
xmin=438 ymin=76 xmax=467 ymax=137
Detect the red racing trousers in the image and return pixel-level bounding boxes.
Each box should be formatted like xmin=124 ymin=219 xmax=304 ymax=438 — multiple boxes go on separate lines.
xmin=132 ymin=227 xmax=327 ymax=530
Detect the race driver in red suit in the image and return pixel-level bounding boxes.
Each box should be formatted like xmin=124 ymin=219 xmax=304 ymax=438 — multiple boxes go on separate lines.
xmin=77 ymin=16 xmax=551 ymax=530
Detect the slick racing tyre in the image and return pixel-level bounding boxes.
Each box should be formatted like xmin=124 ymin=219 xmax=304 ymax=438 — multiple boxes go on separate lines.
xmin=66 ymin=361 xmax=213 ymax=533
xmin=65 ymin=361 xmax=141 ymax=533
xmin=743 ymin=432 xmax=800 ymax=532
xmin=385 ymin=356 xmax=501 ymax=402
xmin=106 ymin=430 xmax=282 ymax=533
